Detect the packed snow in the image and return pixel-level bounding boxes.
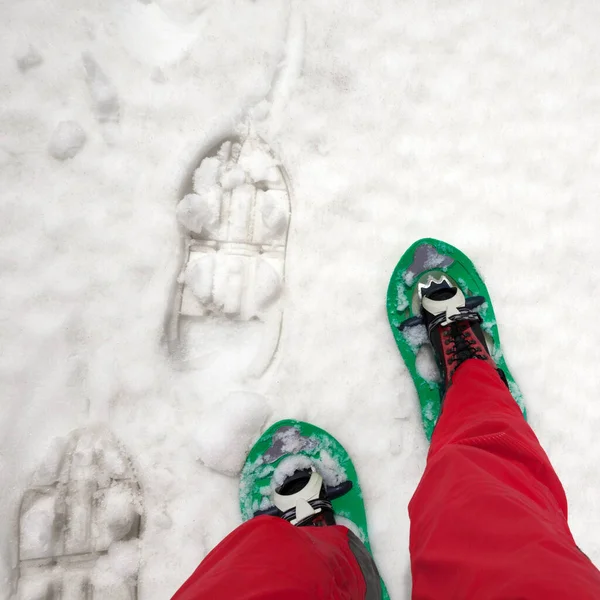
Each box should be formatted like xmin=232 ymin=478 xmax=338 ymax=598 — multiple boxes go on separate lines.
xmin=176 ymin=191 xmax=221 ymax=236
xmin=3 ymin=0 xmax=600 ymax=598
xmin=193 ymin=391 xmax=271 ymax=476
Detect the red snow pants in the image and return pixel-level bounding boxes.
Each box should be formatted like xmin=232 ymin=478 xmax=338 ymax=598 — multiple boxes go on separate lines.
xmin=171 ymin=359 xmax=600 ymax=599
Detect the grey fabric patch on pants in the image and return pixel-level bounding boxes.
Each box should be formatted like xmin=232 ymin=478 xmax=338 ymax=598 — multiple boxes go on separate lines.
xmin=347 ymin=530 xmax=382 ymax=600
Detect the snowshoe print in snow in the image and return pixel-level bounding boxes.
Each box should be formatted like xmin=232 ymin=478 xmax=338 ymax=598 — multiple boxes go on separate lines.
xmin=386 ymin=238 xmax=526 ymax=441
xmin=16 ymin=427 xmax=143 ymax=599
xmin=240 ymin=420 xmax=390 ymax=599
xmin=167 ymin=134 xmax=291 ymax=378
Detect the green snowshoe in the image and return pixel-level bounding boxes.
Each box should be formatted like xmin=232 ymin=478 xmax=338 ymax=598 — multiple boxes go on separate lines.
xmin=386 ymin=238 xmax=526 ymax=440
xmin=240 ymin=419 xmax=389 ymax=599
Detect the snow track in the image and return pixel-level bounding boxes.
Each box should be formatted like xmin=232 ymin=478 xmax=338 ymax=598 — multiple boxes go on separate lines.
xmin=168 ymin=135 xmax=291 ymax=377
xmin=165 ymin=2 xmax=303 ymax=379
xmin=17 ymin=428 xmax=142 ymax=599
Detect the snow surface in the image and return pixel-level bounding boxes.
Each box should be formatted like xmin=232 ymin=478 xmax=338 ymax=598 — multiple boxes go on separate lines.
xmin=3 ymin=0 xmax=600 ymax=598
xmin=48 ymin=121 xmax=87 ymax=161
xmin=193 ymin=391 xmax=271 ymax=476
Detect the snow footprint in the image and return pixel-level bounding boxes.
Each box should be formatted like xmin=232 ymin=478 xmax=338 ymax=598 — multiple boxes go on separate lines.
xmin=17 ymin=427 xmax=143 ymax=599
xmin=82 ymin=52 xmax=120 ymax=125
xmin=168 ymin=135 xmax=291 ymax=377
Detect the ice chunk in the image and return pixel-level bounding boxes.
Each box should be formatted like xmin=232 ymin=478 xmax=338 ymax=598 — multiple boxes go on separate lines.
xmin=176 ymin=190 xmax=221 ymax=235
xmin=220 ymin=165 xmax=246 ymax=190
xmin=272 ymin=455 xmax=313 ymax=487
xmin=258 ymin=496 xmax=272 ymax=511
xmin=260 ymin=191 xmax=289 ymax=237
xmin=423 ymin=246 xmax=448 ymax=270
xmin=271 ymin=450 xmax=347 ymax=490
xmin=396 ymin=283 xmax=409 ymax=312
xmin=95 ymin=483 xmax=140 ymax=548
xmin=423 ymin=402 xmax=435 ymax=423
xmin=402 ymin=323 xmax=428 ymax=351
xmin=316 ymin=450 xmax=347 ymax=487
xmin=193 ymin=157 xmax=220 ymax=192
xmin=194 ymin=392 xmax=271 ymax=476
xmin=261 ymin=426 xmax=319 ymax=464
xmin=48 ymin=121 xmax=86 ymax=160
xmin=239 ymin=144 xmax=279 ymax=183
xmin=82 ymin=52 xmax=120 ymax=123
xmin=277 ymin=426 xmax=312 ymax=454
xmin=183 ymin=254 xmax=215 ymax=303
xmin=217 ymin=140 xmax=233 ymax=162
xmin=15 ymin=44 xmax=43 ymax=72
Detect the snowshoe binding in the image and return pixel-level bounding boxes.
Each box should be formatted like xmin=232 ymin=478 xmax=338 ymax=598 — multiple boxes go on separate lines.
xmin=417 ymin=275 xmax=507 ymax=395
xmin=254 ymin=466 xmax=352 ymax=527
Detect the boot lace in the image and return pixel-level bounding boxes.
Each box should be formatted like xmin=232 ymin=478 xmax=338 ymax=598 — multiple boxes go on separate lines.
xmin=442 ymin=319 xmax=487 ymax=365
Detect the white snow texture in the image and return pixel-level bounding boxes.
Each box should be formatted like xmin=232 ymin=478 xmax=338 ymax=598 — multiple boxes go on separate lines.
xmin=194 ymin=392 xmax=271 ymax=476
xmin=3 ymin=1 xmax=600 ymax=599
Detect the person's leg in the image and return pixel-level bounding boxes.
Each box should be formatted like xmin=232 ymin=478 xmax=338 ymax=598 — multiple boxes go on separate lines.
xmin=409 ymin=359 xmax=600 ymax=599
xmin=170 ymin=516 xmax=380 ymax=600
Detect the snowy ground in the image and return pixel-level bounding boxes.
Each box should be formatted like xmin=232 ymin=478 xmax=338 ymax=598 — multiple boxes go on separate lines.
xmin=3 ymin=0 xmax=600 ymax=597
